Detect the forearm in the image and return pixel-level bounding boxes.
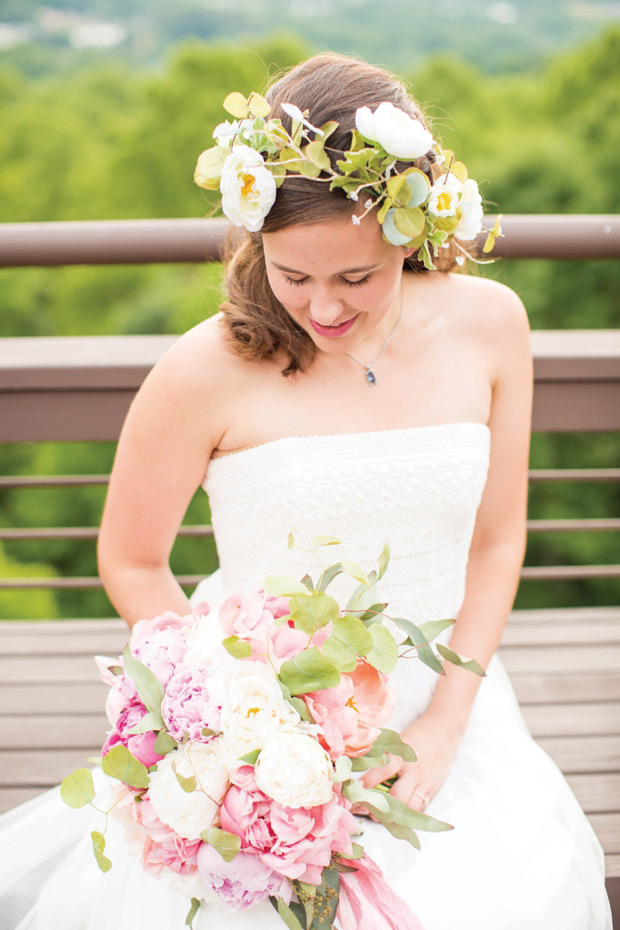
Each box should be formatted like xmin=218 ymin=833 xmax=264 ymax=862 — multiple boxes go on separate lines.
xmin=99 ymin=561 xmax=192 ymax=629
xmin=419 ymin=538 xmax=525 ymax=737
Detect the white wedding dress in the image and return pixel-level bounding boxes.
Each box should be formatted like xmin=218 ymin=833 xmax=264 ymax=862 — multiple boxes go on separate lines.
xmin=0 ymin=422 xmax=611 ymax=929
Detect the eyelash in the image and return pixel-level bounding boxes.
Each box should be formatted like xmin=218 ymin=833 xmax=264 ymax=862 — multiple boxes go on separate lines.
xmin=283 ymin=274 xmax=371 ymax=289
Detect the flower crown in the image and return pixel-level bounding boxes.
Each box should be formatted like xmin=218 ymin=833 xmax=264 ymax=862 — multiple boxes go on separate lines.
xmin=194 ymin=91 xmax=502 ymax=270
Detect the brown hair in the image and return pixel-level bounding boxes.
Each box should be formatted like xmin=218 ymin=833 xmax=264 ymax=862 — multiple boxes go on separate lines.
xmin=219 ymin=53 xmax=461 ymax=376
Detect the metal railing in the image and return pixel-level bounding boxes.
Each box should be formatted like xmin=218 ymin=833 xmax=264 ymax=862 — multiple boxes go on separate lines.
xmin=0 ymin=215 xmax=619 ymax=603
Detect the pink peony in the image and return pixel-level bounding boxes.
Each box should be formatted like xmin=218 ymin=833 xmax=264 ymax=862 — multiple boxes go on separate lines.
xmin=220 ymin=767 xmax=357 ymax=885
xmin=161 ymin=666 xmax=224 ymax=742
xmin=130 ymin=611 xmax=193 ymax=686
xmin=102 ymin=700 xmax=164 ymax=768
xmin=305 ymin=659 xmax=396 ymax=760
xmin=219 ymin=590 xmax=292 ymax=662
xmin=133 ymin=796 xmax=202 ymax=876
xmin=197 ymin=842 xmax=285 ymax=910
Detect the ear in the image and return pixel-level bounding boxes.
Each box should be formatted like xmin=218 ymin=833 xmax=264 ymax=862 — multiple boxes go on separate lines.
xmin=403 ymin=246 xmax=416 ymax=258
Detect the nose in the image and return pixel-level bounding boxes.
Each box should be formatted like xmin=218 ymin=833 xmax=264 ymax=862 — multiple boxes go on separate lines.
xmin=309 ymin=288 xmax=345 ymax=326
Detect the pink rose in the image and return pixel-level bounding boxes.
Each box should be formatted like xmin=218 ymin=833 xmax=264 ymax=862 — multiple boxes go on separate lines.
xmin=161 ymin=666 xmax=224 ymax=741
xmin=197 ymin=843 xmax=285 ymax=910
xmin=102 ymin=700 xmax=164 ymax=768
xmin=220 ymin=767 xmax=357 ymax=885
xmin=130 ymin=612 xmax=193 ymax=686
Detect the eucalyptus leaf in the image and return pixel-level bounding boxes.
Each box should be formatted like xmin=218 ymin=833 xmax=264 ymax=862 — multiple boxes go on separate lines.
xmin=350 ymin=753 xmax=389 ymax=771
xmin=311 ymin=535 xmax=342 ymax=547
xmin=349 ymin=842 xmax=365 ymax=859
xmin=102 ymin=744 xmax=150 ymax=789
xmin=299 ymin=159 xmax=321 ymax=178
xmin=173 ymin=765 xmax=197 ymax=793
xmin=381 ymin=793 xmax=453 ymax=833
xmin=342 ymin=780 xmax=391 ymax=814
xmin=341 ymin=560 xmax=370 ymax=585
xmin=355 ymin=603 xmax=387 ymax=623
xmin=274 ymin=897 xmax=305 ymax=930
xmin=320 ymin=120 xmax=339 ymax=140
xmin=264 ymin=574 xmax=310 ymax=597
xmin=201 ymin=827 xmax=241 ymax=862
xmin=368 ymin=728 xmax=416 ymax=762
xmin=391 ymin=616 xmax=444 ymax=675
xmin=290 ymin=591 xmax=339 ymax=634
xmin=154 ymin=730 xmax=178 ymax=755
xmin=332 ymin=615 xmax=373 ymax=655
xmin=247 ymin=91 xmax=270 ymax=118
xmin=223 ymin=91 xmax=249 ymax=118
xmin=365 ymin=623 xmax=398 ymax=674
xmin=239 ymin=749 xmax=260 ymax=766
xmin=301 ymin=574 xmax=314 ymax=591
xmin=436 ymin=643 xmax=486 ymax=677
xmin=417 ymin=618 xmax=455 ymax=642
xmin=222 ymin=635 xmax=253 ymax=659
xmin=393 ymin=206 xmax=425 ymax=239
xmin=60 ymin=767 xmax=95 ymax=808
xmin=322 ymin=634 xmax=357 ymax=673
xmin=279 ymin=646 xmax=341 ymax=695
xmin=126 ymin=710 xmax=164 ymax=735
xmin=305 ymin=140 xmax=331 ymax=172
xmin=185 ymin=897 xmax=201 ymax=929
xmin=91 ymin=831 xmax=112 ymax=872
xmin=377 ymin=542 xmax=390 ymax=580
xmin=309 ymin=866 xmax=340 ymax=928
xmin=288 ymin=695 xmax=315 ymax=723
xmin=317 ymin=562 xmax=344 ymax=592
xmin=379 ymin=818 xmax=421 ymax=850
xmin=122 ymin=645 xmax=164 ymax=717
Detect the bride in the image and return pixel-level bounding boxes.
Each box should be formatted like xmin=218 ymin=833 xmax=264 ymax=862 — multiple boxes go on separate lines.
xmin=0 ymin=53 xmax=611 ymax=929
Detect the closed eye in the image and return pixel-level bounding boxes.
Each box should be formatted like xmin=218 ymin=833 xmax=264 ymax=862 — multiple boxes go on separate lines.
xmin=283 ymin=274 xmax=371 ymax=288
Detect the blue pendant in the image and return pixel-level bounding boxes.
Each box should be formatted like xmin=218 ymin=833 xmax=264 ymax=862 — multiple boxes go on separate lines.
xmin=365 ymin=367 xmax=377 ymax=386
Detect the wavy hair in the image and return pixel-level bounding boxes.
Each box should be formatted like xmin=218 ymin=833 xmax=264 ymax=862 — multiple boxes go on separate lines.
xmin=219 ymin=53 xmax=461 ymax=376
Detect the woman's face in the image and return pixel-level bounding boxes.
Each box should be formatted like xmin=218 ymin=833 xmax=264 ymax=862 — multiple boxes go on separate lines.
xmin=262 ymin=212 xmax=410 ymax=358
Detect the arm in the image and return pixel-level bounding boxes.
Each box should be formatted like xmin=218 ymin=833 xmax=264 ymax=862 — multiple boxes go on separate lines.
xmin=97 ymin=320 xmax=231 ymax=628
xmin=363 ymin=282 xmax=533 ymax=806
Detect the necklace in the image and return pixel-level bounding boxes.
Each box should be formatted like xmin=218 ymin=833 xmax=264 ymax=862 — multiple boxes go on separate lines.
xmin=345 ymin=284 xmax=403 ymax=386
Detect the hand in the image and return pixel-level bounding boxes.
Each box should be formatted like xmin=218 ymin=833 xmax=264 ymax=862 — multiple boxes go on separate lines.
xmin=361 ymin=712 xmax=463 ymax=812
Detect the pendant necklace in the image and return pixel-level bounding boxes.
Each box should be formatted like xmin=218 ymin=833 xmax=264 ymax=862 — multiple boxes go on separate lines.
xmin=345 ymin=284 xmax=403 ymax=386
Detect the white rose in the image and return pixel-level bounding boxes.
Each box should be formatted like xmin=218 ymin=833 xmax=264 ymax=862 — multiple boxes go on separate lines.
xmin=219 ymin=145 xmax=277 ymax=232
xmin=147 ymin=740 xmax=229 ymax=840
xmin=427 ymin=172 xmax=461 ymax=218
xmin=355 ymin=101 xmax=434 ymax=160
xmin=255 ymin=730 xmax=334 ymax=809
xmin=220 ymin=661 xmax=300 ymax=769
xmin=454 ymin=178 xmax=484 ymax=240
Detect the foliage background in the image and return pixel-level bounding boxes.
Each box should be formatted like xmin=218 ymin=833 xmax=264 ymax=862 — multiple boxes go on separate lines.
xmin=0 ymin=2 xmax=619 ymax=618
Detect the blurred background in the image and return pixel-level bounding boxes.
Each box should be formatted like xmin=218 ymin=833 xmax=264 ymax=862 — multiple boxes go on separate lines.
xmin=0 ymin=0 xmax=619 ymax=619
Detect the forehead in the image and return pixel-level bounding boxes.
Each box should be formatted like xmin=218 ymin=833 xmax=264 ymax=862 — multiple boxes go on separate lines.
xmin=262 ymin=213 xmax=391 ymax=273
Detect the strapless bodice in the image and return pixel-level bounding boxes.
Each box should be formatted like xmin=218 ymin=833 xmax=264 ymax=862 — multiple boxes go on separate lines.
xmin=202 ymin=422 xmax=491 ymax=626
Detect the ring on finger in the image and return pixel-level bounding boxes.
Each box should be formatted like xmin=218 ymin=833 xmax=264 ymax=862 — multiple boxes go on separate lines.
xmin=409 ymin=789 xmax=430 ymax=807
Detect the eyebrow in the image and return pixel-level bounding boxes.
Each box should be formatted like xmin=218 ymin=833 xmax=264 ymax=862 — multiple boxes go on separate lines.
xmin=271 ymin=261 xmax=380 ymax=275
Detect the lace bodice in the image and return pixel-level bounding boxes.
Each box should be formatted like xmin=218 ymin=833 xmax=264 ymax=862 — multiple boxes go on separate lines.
xmin=203 ymin=422 xmax=491 ymax=625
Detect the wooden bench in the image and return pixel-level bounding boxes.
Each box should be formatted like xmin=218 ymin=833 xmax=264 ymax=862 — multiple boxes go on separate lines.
xmin=1 ymin=607 xmax=618 ymax=919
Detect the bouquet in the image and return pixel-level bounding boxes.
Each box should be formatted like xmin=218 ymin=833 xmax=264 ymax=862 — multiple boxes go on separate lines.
xmin=61 ymin=537 xmax=484 ymax=929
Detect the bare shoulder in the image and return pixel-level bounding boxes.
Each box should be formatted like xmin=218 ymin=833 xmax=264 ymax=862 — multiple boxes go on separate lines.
xmin=450 ymin=274 xmax=530 ymax=346
xmin=123 ymin=314 xmax=251 ymax=455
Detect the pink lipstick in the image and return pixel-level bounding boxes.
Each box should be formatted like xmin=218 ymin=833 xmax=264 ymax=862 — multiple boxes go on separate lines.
xmin=309 ymin=314 xmax=359 ymax=338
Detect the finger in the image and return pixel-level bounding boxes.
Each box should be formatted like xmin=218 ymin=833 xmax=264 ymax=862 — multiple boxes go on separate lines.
xmin=360 ymin=757 xmax=401 ymax=791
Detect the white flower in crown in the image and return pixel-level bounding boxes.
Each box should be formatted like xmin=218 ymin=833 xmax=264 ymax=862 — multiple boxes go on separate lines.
xmin=427 ymin=172 xmax=484 ymax=240
xmin=427 ymin=171 xmax=461 ymax=218
xmin=212 ymin=118 xmax=255 ymax=148
xmin=454 ymin=178 xmax=484 ymax=240
xmin=355 ymin=101 xmax=434 ymax=160
xmin=219 ymin=145 xmax=277 ymax=232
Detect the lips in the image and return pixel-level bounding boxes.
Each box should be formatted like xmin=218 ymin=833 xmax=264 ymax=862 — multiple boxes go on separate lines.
xmin=309 ymin=314 xmax=359 ymax=338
